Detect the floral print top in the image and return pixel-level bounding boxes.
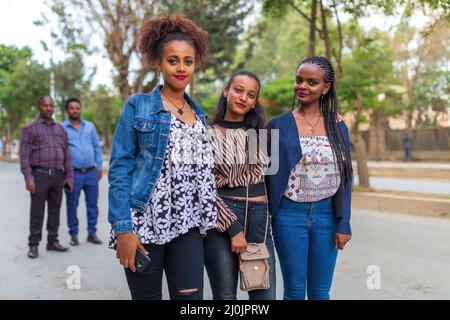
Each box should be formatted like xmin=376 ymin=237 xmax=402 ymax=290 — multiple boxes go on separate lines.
xmin=109 ymin=114 xmax=217 ymax=246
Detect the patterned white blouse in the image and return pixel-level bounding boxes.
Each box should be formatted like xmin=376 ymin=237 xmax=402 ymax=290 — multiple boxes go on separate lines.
xmin=284 ymin=135 xmax=340 ymax=203
xmin=109 ymin=114 xmax=217 ymax=246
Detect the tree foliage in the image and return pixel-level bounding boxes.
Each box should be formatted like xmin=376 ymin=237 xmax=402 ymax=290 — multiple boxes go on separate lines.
xmin=0 ymin=45 xmax=49 ymax=152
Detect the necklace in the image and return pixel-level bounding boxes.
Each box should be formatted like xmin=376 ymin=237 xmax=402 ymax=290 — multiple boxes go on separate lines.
xmin=297 ymin=109 xmax=321 ymax=134
xmin=161 ymin=90 xmax=186 ymax=116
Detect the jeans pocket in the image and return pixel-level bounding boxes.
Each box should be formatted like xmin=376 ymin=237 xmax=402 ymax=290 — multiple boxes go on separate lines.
xmin=223 ymin=198 xmax=244 ymax=217
xmin=246 ymin=204 xmax=269 ymax=243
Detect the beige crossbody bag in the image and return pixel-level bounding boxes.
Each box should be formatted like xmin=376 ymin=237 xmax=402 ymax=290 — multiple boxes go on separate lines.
xmin=239 ymin=182 xmax=270 ymax=292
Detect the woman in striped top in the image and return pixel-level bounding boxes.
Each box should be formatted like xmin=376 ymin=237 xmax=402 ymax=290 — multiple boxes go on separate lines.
xmin=204 ymin=70 xmax=276 ymax=300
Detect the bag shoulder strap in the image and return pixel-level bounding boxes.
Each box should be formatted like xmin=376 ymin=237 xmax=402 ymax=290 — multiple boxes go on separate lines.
xmin=243 ymin=180 xmax=270 ymax=244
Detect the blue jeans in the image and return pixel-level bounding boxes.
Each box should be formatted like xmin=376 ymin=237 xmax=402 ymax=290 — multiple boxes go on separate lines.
xmin=65 ymin=170 xmax=99 ymax=236
xmin=272 ymin=196 xmax=338 ymax=300
xmin=204 ymin=198 xmax=276 ymax=300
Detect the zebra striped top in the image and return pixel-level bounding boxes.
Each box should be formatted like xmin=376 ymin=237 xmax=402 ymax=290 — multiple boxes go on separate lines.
xmin=209 ymin=125 xmax=269 ymax=232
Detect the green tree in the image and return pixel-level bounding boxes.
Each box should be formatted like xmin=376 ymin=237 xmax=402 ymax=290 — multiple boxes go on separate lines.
xmin=339 ymin=26 xmax=397 ymax=187
xmin=392 ymin=15 xmax=450 ymax=128
xmin=236 ymin=10 xmax=310 ymax=81
xmin=260 ymin=76 xmax=294 ymax=118
xmin=82 ymin=85 xmax=121 ymax=152
xmin=0 ymin=46 xmax=49 ymax=155
xmin=42 ymin=0 xmax=254 ymax=104
xmin=35 ymin=1 xmax=94 ymax=119
xmin=262 ymin=0 xmax=392 ymax=76
xmin=53 ymin=57 xmax=95 ymax=120
xmin=172 ymin=1 xmax=253 ymax=82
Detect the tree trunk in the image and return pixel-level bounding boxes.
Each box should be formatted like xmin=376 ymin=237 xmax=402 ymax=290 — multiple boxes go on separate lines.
xmin=139 ymin=71 xmax=159 ymax=94
xmin=4 ymin=122 xmax=11 ymax=156
xmin=307 ymin=0 xmax=317 ymax=57
xmin=416 ymin=108 xmax=424 ymax=127
xmin=331 ymin=0 xmax=343 ymax=77
xmin=60 ymin=104 xmax=66 ymax=121
xmin=116 ymin=72 xmax=131 ymax=106
xmin=353 ymin=93 xmax=370 ymax=188
xmin=354 ymin=135 xmax=370 ymax=188
xmin=2 ymin=136 xmax=7 ymax=157
xmin=407 ymin=108 xmax=413 ymax=129
xmin=110 ymin=54 xmax=132 ymax=105
xmin=0 ymin=112 xmax=6 ymax=156
xmin=369 ymin=109 xmax=386 ymax=161
xmin=320 ymin=1 xmax=331 ymax=60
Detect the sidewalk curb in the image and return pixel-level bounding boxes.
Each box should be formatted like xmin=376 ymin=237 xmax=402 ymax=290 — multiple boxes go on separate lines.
xmin=0 ymin=157 xmax=19 ymax=163
xmin=353 ymin=192 xmax=450 ymax=218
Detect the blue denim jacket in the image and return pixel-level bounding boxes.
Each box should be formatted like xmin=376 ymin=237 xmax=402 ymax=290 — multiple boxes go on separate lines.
xmin=108 ymin=85 xmax=208 ymax=234
xmin=266 ymin=112 xmax=353 ymax=235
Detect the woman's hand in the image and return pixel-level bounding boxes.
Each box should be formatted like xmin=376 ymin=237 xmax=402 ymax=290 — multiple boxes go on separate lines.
xmin=335 ymin=233 xmax=352 ymax=250
xmin=230 ymin=231 xmax=247 ymax=254
xmin=337 ymin=113 xmax=345 ymax=122
xmin=116 ymin=232 xmax=148 ymax=272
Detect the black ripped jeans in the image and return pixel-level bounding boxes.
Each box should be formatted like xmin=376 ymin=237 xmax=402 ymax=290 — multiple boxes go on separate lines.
xmin=125 ymin=228 xmax=204 ymax=300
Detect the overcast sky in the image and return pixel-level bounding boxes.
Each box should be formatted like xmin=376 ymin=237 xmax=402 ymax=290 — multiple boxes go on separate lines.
xmin=0 ymin=0 xmax=113 ymax=87
xmin=0 ymin=0 xmax=431 ymax=88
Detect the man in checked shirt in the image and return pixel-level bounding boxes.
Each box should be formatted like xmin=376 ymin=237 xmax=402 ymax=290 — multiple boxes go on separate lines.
xmin=20 ymin=96 xmax=74 ymax=259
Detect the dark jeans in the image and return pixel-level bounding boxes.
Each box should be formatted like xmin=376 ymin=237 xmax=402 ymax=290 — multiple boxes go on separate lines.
xmin=125 ymin=228 xmax=204 ymax=300
xmin=28 ymin=169 xmax=65 ymax=246
xmin=65 ymin=170 xmax=99 ymax=236
xmin=405 ymin=148 xmax=414 ymax=161
xmin=204 ymin=197 xmax=276 ymax=300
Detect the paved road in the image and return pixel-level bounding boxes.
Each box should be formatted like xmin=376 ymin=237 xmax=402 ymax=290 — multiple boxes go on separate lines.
xmin=360 ymin=161 xmax=450 ymax=170
xmin=1 ymin=161 xmax=450 ymax=299
xmin=353 ymin=176 xmax=450 ymax=195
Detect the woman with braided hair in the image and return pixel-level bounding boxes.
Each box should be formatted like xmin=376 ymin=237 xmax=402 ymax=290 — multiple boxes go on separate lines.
xmin=266 ymin=56 xmax=353 ymax=300
xmin=108 ymin=13 xmax=216 ymax=300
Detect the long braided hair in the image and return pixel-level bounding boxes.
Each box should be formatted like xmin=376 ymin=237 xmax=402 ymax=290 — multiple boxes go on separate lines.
xmin=293 ymin=56 xmax=353 ymax=184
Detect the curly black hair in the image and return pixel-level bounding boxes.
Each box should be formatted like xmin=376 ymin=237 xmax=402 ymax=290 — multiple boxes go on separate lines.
xmin=138 ymin=13 xmax=208 ymax=70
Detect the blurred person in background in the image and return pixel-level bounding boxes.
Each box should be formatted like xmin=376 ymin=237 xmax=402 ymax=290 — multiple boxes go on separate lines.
xmin=20 ymin=96 xmax=73 ymax=259
xmin=62 ymin=97 xmax=103 ymax=246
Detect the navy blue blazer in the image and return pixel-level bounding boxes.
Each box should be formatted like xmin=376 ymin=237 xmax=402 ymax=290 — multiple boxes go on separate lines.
xmin=265 ymin=112 xmax=352 ymax=235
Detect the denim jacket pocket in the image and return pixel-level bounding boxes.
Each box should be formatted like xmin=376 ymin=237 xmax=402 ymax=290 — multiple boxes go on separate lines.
xmin=134 ymin=118 xmax=157 ymax=148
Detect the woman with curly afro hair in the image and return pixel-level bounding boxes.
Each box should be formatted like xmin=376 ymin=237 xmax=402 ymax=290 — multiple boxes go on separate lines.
xmin=108 ymin=13 xmax=217 ymax=300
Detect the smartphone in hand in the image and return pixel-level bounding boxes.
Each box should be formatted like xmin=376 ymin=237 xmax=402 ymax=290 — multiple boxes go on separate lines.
xmin=135 ymin=249 xmax=151 ymax=273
